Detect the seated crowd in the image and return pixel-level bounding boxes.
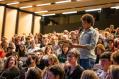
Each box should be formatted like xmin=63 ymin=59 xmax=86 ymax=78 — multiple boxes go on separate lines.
xmin=0 ymin=24 xmax=119 ymax=79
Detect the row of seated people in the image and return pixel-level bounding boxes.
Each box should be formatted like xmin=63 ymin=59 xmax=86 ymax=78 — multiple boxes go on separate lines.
xmin=0 ymin=48 xmax=119 ymax=79
xmin=0 ymin=16 xmax=119 ymax=79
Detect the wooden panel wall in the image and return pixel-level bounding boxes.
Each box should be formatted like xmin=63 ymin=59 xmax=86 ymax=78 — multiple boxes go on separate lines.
xmin=33 ymin=16 xmax=41 ymax=35
xmin=4 ymin=8 xmax=17 ymax=41
xmin=0 ymin=6 xmax=4 ymax=38
xmin=0 ymin=7 xmax=41 ymax=40
xmin=18 ymin=12 xmax=33 ymax=36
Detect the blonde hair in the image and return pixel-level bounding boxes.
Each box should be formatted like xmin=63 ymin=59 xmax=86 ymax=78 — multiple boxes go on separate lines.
xmin=81 ymin=70 xmax=99 ymax=79
xmin=48 ymin=54 xmax=59 ymax=65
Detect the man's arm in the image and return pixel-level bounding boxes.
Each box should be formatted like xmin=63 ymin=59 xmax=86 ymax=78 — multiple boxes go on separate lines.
xmin=71 ymin=44 xmax=87 ymax=48
xmin=71 ymin=29 xmax=99 ymax=49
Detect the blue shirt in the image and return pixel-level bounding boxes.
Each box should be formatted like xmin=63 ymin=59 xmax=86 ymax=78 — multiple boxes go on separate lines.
xmin=79 ymin=27 xmax=99 ymax=59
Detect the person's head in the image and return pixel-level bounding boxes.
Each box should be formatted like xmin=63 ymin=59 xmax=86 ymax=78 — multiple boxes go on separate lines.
xmin=63 ymin=30 xmax=69 ymax=35
xmin=100 ymin=52 xmax=112 ymax=72
xmin=81 ymin=14 xmax=95 ymax=29
xmin=21 ymin=35 xmax=25 ymax=41
xmin=109 ymin=65 xmax=119 ymax=79
xmin=48 ymin=54 xmax=59 ymax=66
xmin=26 ymin=54 xmax=38 ymax=67
xmin=61 ymin=42 xmax=71 ymax=54
xmin=111 ymin=50 xmax=119 ymax=65
xmin=19 ymin=44 xmax=26 ymax=51
xmin=70 ymin=31 xmax=77 ymax=40
xmin=30 ymin=40 xmax=36 ymax=48
xmin=110 ymin=25 xmax=114 ymax=29
xmin=67 ymin=48 xmax=79 ymax=65
xmin=45 ymin=45 xmax=54 ymax=55
xmin=4 ymin=56 xmax=17 ymax=69
xmin=26 ymin=36 xmax=31 ymax=43
xmin=7 ymin=42 xmax=16 ymax=53
xmin=97 ymin=38 xmax=104 ymax=44
xmin=2 ymin=66 xmax=20 ymax=79
xmin=42 ymin=36 xmax=49 ymax=46
xmin=35 ymin=50 xmax=44 ymax=59
xmin=26 ymin=67 xmax=42 ymax=79
xmin=108 ymin=39 xmax=114 ymax=48
xmin=81 ymin=70 xmax=99 ymax=79
xmin=1 ymin=36 xmax=7 ymax=42
xmin=115 ymin=27 xmax=119 ymax=34
xmin=43 ymin=65 xmax=65 ymax=79
xmin=95 ymin=44 xmax=105 ymax=56
xmin=1 ymin=40 xmax=8 ymax=48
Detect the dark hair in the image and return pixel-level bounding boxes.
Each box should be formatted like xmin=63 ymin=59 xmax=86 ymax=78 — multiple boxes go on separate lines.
xmin=109 ymin=65 xmax=119 ymax=79
xmin=111 ymin=51 xmax=119 ymax=64
xmin=4 ymin=56 xmax=17 ymax=69
xmin=48 ymin=65 xmax=65 ymax=79
xmin=26 ymin=57 xmax=32 ymax=66
xmin=34 ymin=49 xmax=43 ymax=53
xmin=62 ymin=42 xmax=71 ymax=49
xmin=26 ymin=37 xmax=30 ymax=40
xmin=1 ymin=66 xmax=20 ymax=79
xmin=44 ymin=45 xmax=54 ymax=55
xmin=26 ymin=54 xmax=38 ymax=66
xmin=100 ymin=52 xmax=111 ymax=61
xmin=81 ymin=14 xmax=95 ymax=26
xmin=26 ymin=67 xmax=42 ymax=79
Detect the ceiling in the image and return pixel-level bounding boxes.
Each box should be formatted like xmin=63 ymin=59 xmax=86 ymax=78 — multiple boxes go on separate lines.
xmin=0 ymin=0 xmax=119 ymax=16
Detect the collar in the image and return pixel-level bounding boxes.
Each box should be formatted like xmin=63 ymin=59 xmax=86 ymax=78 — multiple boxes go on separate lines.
xmin=83 ymin=26 xmax=93 ymax=32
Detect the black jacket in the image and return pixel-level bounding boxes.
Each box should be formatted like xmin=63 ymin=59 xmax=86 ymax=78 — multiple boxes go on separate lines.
xmin=65 ymin=65 xmax=84 ymax=79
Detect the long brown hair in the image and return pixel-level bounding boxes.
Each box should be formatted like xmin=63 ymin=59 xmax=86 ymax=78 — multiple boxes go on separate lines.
xmin=4 ymin=56 xmax=17 ymax=69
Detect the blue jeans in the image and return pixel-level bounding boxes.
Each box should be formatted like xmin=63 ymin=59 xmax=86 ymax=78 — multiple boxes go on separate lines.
xmin=80 ymin=58 xmax=95 ymax=69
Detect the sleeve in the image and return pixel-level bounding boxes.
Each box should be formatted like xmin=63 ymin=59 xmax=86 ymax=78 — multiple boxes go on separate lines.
xmin=86 ymin=30 xmax=99 ymax=50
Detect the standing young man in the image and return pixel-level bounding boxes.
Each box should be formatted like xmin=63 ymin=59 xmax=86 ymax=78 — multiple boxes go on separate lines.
xmin=72 ymin=14 xmax=99 ymax=69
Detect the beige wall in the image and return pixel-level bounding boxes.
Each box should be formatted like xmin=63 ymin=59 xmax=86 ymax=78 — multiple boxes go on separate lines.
xmin=18 ymin=12 xmax=33 ymax=35
xmin=0 ymin=6 xmax=4 ymax=37
xmin=4 ymin=8 xmax=17 ymax=41
xmin=0 ymin=6 xmax=42 ymax=39
xmin=33 ymin=16 xmax=41 ymax=35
